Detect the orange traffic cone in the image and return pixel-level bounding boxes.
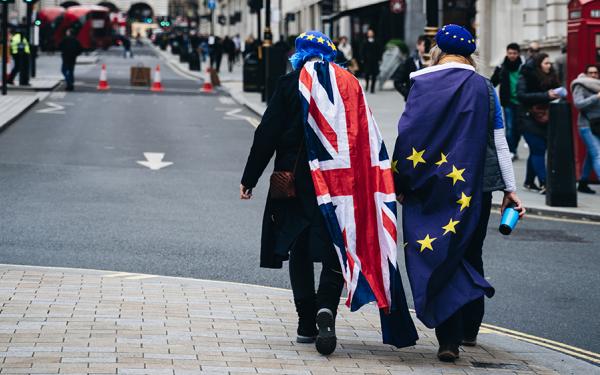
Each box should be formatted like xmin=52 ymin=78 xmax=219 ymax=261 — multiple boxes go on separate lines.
xmin=151 ymin=64 xmax=163 ymax=92
xmin=201 ymin=67 xmax=214 ymax=93
xmin=97 ymin=64 xmax=110 ymax=91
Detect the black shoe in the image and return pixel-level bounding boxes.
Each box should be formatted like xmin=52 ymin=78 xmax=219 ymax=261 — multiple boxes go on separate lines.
xmin=295 ymin=298 xmax=317 ymax=344
xmin=461 ymin=337 xmax=477 ymax=347
xmin=523 ymin=182 xmax=541 ymax=192
xmin=437 ymin=344 xmax=459 ymax=362
xmin=578 ymin=181 xmax=596 ymax=194
xmin=315 ymin=308 xmax=336 ymax=355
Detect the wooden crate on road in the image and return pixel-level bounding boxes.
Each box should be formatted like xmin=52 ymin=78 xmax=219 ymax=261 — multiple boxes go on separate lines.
xmin=130 ymin=65 xmax=151 ymax=86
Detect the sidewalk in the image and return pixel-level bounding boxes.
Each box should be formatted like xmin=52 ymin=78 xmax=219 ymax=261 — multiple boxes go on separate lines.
xmin=0 ymin=94 xmax=40 ymax=132
xmin=2 ymin=264 xmax=598 ymax=375
xmin=214 ymin=63 xmax=600 ymax=222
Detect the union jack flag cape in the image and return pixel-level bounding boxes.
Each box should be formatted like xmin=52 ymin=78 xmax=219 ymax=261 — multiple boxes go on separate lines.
xmin=299 ymin=61 xmax=418 ymax=348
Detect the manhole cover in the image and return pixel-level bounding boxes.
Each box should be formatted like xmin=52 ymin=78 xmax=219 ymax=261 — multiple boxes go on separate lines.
xmin=471 ymin=362 xmax=530 ymax=371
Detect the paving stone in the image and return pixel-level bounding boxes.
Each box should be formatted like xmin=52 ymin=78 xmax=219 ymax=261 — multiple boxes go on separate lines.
xmin=0 ymin=266 xmax=564 ymax=375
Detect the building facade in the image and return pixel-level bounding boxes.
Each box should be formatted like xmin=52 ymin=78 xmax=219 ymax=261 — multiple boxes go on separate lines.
xmin=477 ymin=0 xmax=568 ymax=74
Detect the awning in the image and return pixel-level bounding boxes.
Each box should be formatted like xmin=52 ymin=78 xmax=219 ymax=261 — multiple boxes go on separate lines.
xmin=321 ymin=1 xmax=387 ymax=23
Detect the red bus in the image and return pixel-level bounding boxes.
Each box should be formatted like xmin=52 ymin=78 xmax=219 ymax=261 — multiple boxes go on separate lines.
xmin=53 ymin=5 xmax=113 ymax=51
xmin=37 ymin=7 xmax=65 ymax=51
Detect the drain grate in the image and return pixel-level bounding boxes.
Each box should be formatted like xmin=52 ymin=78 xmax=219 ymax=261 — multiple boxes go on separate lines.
xmin=471 ymin=361 xmax=530 ymax=371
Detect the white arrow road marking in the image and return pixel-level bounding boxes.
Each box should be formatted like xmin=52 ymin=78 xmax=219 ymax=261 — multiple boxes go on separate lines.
xmin=36 ymin=102 xmax=67 ymax=114
xmin=223 ymin=108 xmax=260 ymax=128
xmin=49 ymin=92 xmax=66 ymax=99
xmin=218 ymin=96 xmax=236 ymax=105
xmin=136 ymin=152 xmax=174 ymax=170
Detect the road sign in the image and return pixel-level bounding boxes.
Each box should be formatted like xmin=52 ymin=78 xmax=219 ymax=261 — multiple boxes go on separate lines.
xmin=207 ymin=0 xmax=216 ymax=10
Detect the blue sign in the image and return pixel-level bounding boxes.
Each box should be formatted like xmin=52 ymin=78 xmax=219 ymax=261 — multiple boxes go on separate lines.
xmin=208 ymin=0 xmax=216 ymax=10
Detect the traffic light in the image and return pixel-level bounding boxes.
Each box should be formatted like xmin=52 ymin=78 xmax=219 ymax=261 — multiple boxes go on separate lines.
xmin=159 ymin=20 xmax=170 ymax=27
xmin=23 ymin=0 xmax=39 ymax=4
xmin=145 ymin=17 xmax=153 ymax=24
xmin=34 ymin=19 xmax=41 ymax=26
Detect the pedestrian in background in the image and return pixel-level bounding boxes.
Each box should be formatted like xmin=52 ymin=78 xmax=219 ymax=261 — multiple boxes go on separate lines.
xmin=360 ymin=29 xmax=381 ymax=93
xmin=122 ymin=36 xmax=133 ymax=58
xmin=233 ymin=34 xmax=241 ymax=63
xmin=393 ymin=24 xmax=523 ymax=362
xmin=59 ymin=29 xmax=81 ymax=91
xmin=7 ymin=28 xmax=30 ymax=85
xmin=394 ymin=34 xmax=430 ymax=100
xmin=223 ymin=36 xmax=236 ymax=73
xmin=243 ymin=35 xmax=258 ymax=58
xmin=517 ymin=53 xmax=564 ymax=194
xmin=209 ymin=36 xmax=223 ymax=73
xmin=337 ymin=36 xmax=352 ymax=61
xmin=491 ymin=43 xmax=524 ymax=159
xmin=571 ymin=64 xmax=600 ymax=194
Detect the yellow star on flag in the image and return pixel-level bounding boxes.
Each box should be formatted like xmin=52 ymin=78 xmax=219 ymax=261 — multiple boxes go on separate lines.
xmin=299 ymin=32 xmax=307 ymax=38
xmin=456 ymin=192 xmax=472 ymax=211
xmin=446 ymin=165 xmax=466 ymax=185
xmin=306 ymin=34 xmax=315 ymax=41
xmin=435 ymin=152 xmax=448 ymax=167
xmin=391 ymin=160 xmax=399 ymax=173
xmin=406 ymin=148 xmax=426 ymax=168
xmin=417 ymin=234 xmax=436 ymax=252
xmin=442 ymin=218 xmax=460 ymax=235
xmin=317 ymin=36 xmax=325 ymax=44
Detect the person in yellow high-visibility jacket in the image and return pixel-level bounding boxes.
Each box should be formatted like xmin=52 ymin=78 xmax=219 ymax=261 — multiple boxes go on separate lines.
xmin=7 ymin=31 xmax=30 ymax=84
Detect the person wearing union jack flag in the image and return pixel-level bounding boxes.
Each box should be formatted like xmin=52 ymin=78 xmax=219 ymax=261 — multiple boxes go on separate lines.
xmin=241 ymin=31 xmax=418 ymax=355
xmin=392 ymin=25 xmax=526 ymax=362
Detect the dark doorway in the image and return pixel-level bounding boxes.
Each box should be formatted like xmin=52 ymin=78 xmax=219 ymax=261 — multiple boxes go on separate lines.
xmin=128 ymin=3 xmax=154 ymax=22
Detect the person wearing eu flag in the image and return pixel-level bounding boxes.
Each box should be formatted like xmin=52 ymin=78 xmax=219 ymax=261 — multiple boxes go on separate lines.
xmin=242 ymin=30 xmax=417 ymax=356
xmin=392 ymin=25 xmax=526 ymax=362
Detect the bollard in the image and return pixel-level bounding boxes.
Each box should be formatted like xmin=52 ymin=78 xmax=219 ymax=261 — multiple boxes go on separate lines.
xmin=546 ymin=100 xmax=577 ymax=207
xmin=18 ymin=47 xmax=30 ymax=86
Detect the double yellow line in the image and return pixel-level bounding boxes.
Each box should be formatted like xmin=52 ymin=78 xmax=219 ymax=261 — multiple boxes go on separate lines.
xmin=481 ymin=323 xmax=600 ymax=365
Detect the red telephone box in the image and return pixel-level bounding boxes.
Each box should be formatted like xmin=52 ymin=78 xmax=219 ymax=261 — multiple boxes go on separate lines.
xmin=567 ymin=0 xmax=600 ymax=180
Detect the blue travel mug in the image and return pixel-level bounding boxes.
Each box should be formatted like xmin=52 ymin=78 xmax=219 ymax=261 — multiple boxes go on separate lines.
xmin=499 ymin=203 xmax=520 ymax=235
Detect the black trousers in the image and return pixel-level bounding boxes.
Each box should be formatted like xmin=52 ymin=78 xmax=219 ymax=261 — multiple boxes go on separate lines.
xmin=289 ymin=230 xmax=344 ymax=314
xmin=364 ymin=73 xmax=377 ymax=93
xmin=8 ymin=54 xmax=21 ymax=82
xmin=435 ymin=192 xmax=492 ymax=346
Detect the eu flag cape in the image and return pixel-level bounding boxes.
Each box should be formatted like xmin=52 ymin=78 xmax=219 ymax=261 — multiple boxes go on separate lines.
xmin=392 ymin=63 xmax=495 ymax=328
xmin=299 ymin=61 xmax=418 ymax=348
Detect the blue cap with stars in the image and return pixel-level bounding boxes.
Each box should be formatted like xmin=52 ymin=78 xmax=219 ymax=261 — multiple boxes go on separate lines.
xmin=435 ymin=24 xmax=476 ymax=56
xmin=293 ymin=30 xmax=337 ymax=65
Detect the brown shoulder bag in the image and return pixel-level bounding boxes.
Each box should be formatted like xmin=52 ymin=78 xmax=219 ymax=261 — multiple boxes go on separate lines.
xmin=530 ymin=104 xmax=550 ymax=124
xmin=269 ymin=143 xmax=303 ymax=200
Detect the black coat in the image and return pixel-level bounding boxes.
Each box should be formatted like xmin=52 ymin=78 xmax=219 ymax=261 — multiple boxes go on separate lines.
xmin=360 ymin=40 xmax=381 ymax=75
xmin=393 ymin=51 xmax=424 ymax=99
xmin=59 ymin=36 xmax=81 ymax=67
xmin=241 ymin=70 xmax=333 ymax=269
xmin=516 ymin=60 xmax=555 ymax=139
xmin=490 ymin=57 xmax=523 ymax=107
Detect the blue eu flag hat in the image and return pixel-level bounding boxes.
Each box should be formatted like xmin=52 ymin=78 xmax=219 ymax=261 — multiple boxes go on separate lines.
xmin=435 ymin=24 xmax=476 ymax=56
xmin=290 ymin=30 xmax=337 ymax=69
